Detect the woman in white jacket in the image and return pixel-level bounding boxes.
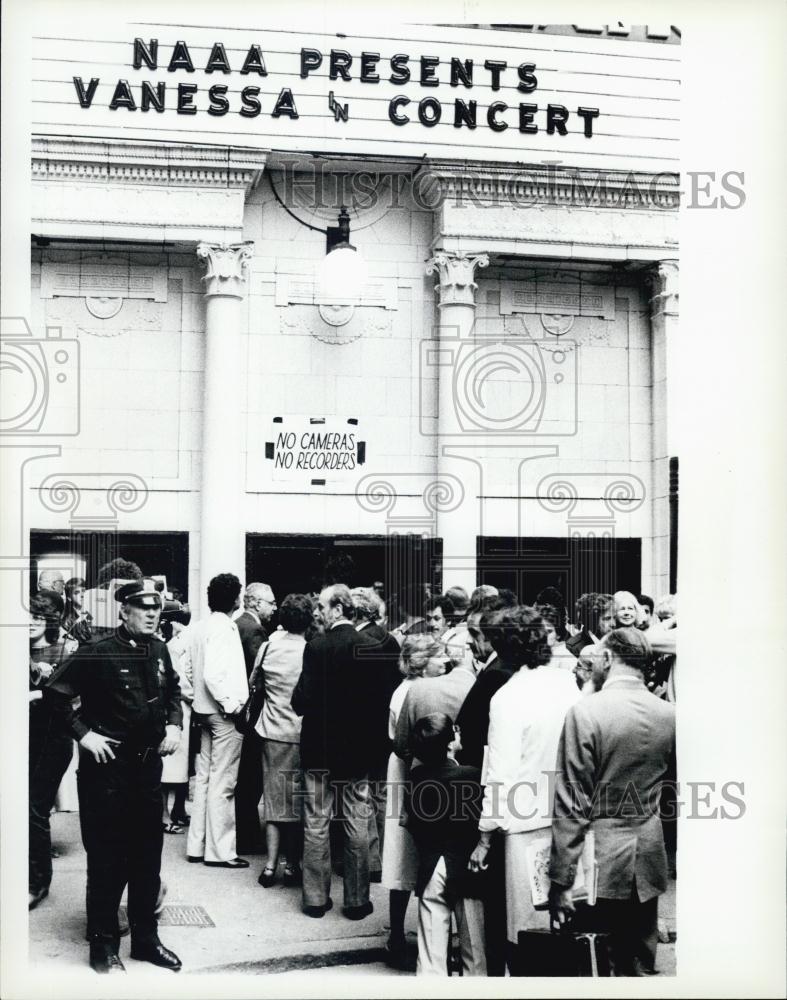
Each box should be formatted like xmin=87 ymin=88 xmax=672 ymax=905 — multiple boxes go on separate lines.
xmin=468 ymin=605 xmax=580 ymax=973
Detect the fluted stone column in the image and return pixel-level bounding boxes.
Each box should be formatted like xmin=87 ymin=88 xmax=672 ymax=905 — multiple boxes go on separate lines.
xmin=425 ymin=251 xmax=489 ymax=594
xmin=196 ymin=241 xmax=254 ymax=612
xmin=649 ymin=260 xmax=679 ymax=596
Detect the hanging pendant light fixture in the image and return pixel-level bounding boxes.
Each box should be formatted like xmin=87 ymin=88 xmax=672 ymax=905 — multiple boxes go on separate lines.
xmin=316 ymin=205 xmax=368 ymax=307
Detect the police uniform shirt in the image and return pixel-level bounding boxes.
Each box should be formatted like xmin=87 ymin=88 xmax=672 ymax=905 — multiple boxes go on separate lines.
xmin=49 ymin=624 xmax=183 ymax=748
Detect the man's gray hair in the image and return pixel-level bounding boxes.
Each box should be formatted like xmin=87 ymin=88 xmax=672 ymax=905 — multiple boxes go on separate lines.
xmin=322 ymin=583 xmax=355 ymax=619
xmin=244 ymin=582 xmax=271 ymax=608
xmin=350 ymin=586 xmax=382 ymax=623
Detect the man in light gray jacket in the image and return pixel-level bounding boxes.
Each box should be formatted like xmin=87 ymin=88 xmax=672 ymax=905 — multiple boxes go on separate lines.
xmin=549 ymin=626 xmax=676 ymax=976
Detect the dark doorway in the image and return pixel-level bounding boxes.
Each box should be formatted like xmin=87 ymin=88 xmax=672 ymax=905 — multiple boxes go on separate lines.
xmin=30 ymin=530 xmax=190 ymax=600
xmin=245 ymin=533 xmax=442 ymax=607
xmin=477 ymin=535 xmax=641 ymax=611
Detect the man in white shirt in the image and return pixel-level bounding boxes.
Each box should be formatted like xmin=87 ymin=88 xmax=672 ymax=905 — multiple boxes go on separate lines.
xmin=184 ymin=573 xmax=250 ymax=868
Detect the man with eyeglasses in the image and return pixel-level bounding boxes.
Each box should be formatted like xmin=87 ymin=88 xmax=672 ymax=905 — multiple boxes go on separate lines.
xmin=234 ymin=581 xmax=277 ymax=853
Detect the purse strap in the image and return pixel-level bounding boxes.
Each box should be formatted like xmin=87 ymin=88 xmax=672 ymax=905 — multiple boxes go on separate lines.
xmin=249 ymin=640 xmax=270 ymax=696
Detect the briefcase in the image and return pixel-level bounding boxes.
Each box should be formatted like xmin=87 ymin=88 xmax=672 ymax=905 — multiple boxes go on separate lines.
xmin=515 ymin=927 xmax=612 ymax=977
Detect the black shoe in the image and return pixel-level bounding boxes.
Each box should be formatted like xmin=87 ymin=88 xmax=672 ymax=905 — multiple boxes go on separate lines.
xmin=89 ymin=949 xmax=126 ymax=974
xmin=28 ymin=887 xmax=49 ymax=911
xmin=258 ymin=866 xmax=277 ymax=888
xmin=384 ymin=939 xmax=409 ymax=971
xmin=204 ymin=857 xmax=249 ymax=869
xmin=130 ymin=940 xmax=182 ymax=971
xmin=302 ymin=897 xmax=333 ymax=918
xmin=370 ymin=871 xmax=382 ymax=884
xmin=186 ymin=855 xmax=204 ymax=863
xmin=342 ymin=900 xmax=373 ymax=921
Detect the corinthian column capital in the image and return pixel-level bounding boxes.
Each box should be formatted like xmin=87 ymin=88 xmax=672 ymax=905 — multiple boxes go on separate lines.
xmin=197 ymin=241 xmax=255 ymax=298
xmin=426 ymin=250 xmax=489 ymax=308
xmin=648 ymin=259 xmax=679 ymax=318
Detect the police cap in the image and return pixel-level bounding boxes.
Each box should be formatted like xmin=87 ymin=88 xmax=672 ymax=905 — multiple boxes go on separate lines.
xmin=115 ymin=578 xmax=163 ymax=608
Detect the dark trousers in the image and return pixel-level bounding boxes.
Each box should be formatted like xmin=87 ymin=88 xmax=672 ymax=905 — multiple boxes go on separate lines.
xmin=302 ymin=771 xmax=371 ymax=909
xmin=483 ymin=833 xmax=508 ymax=976
xmin=77 ymin=747 xmax=164 ymax=953
xmin=573 ymin=891 xmax=660 ymax=975
xmin=234 ymin=729 xmax=264 ymax=852
xmin=29 ymin=711 xmax=74 ymax=893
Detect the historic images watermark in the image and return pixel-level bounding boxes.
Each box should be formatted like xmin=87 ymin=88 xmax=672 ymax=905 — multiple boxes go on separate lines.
xmin=270 ymin=159 xmax=742 ymax=215
xmin=0 ymin=314 xmax=149 ymax=621
xmin=269 ymin=772 xmax=746 ymax=824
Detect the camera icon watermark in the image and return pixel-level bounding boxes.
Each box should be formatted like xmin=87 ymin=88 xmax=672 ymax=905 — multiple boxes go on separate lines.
xmin=0 ymin=316 xmax=80 ymax=436
xmin=419 ymin=315 xmax=578 ymax=438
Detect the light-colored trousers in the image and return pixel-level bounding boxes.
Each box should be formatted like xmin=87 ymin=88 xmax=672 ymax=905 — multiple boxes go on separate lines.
xmin=186 ymin=713 xmax=244 ymax=863
xmin=416 ymin=856 xmax=487 ymax=976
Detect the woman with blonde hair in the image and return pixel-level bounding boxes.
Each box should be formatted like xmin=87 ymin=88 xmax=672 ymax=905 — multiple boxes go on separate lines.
xmin=382 ymin=633 xmax=448 ymax=968
xmin=612 ymin=590 xmax=646 ymax=629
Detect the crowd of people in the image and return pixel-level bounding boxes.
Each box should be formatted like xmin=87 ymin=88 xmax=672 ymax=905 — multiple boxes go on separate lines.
xmin=28 ymin=557 xmax=677 ymax=977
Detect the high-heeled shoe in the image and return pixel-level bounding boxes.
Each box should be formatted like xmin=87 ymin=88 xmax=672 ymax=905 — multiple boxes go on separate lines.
xmin=257 ymin=866 xmax=276 ymax=888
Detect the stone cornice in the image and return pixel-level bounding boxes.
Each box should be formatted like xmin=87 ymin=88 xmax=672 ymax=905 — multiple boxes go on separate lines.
xmin=421 ymin=161 xmax=680 ymax=211
xmin=32 ymin=137 xmax=268 ymax=192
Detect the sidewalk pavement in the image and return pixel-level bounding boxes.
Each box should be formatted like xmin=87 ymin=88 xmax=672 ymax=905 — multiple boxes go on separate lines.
xmin=32 ymin=811 xmax=414 ymax=977
xmin=30 ymin=811 xmax=676 ymax=978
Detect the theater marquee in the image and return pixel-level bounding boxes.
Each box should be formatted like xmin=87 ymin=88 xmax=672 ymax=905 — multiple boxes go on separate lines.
xmin=32 ymin=19 xmax=679 ymax=172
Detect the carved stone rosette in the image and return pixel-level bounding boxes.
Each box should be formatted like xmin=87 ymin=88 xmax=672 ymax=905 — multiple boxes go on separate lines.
xmin=426 ymin=251 xmax=490 ymax=308
xmin=197 ymin=242 xmax=255 ymax=298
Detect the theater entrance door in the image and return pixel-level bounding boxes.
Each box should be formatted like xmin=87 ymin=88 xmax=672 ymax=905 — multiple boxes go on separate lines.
xmin=245 ymin=533 xmax=442 ymax=610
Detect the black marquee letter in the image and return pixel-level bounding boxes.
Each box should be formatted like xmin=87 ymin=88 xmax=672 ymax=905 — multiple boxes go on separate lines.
xmin=177 ymin=83 xmax=198 ymax=114
xmin=272 ymin=87 xmax=299 ymax=119
xmin=133 ymin=38 xmax=158 ymax=70
xmin=140 ymin=80 xmax=165 ymax=113
xmin=240 ymin=86 xmax=262 ymax=117
xmin=300 ymin=48 xmax=322 ymax=78
xmin=388 ymin=95 xmax=410 ymax=124
xmin=168 ymin=40 xmax=195 ymax=73
xmin=241 ymin=45 xmax=267 ymax=76
xmin=577 ymin=106 xmax=600 ymax=138
xmin=453 ymin=99 xmax=477 ymax=129
xmin=73 ymin=77 xmax=99 ymax=108
xmin=205 ymin=42 xmax=231 ymax=74
xmin=109 ymin=80 xmax=136 ymax=111
xmin=484 ymin=59 xmax=507 ymax=91
xmin=487 ymin=101 xmax=508 ymax=132
xmin=208 ymin=84 xmax=230 ymax=115
xmin=418 ymin=97 xmax=442 ymax=126
xmin=546 ymin=104 xmax=569 ymax=135
xmin=389 ymin=54 xmax=410 ymax=84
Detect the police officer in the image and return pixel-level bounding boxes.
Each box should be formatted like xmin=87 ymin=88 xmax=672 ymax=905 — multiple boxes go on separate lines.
xmin=49 ymin=578 xmax=183 ymax=974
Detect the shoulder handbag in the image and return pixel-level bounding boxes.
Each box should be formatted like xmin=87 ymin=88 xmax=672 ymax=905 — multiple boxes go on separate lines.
xmin=234 ymin=642 xmax=269 ymax=736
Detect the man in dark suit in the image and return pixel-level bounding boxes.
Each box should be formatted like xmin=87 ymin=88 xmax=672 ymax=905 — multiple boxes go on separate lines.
xmin=351 ymin=586 xmax=403 ymax=880
xmin=549 ymin=626 xmax=676 ymax=976
xmin=233 ymin=582 xmax=275 ymax=853
xmin=453 ymin=596 xmax=515 ymax=976
xmin=235 ymin=583 xmax=274 ymax=675
xmin=291 ymin=584 xmax=378 ymax=920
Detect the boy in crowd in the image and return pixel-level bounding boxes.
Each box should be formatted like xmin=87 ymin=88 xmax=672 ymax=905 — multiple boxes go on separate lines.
xmin=403 ymin=714 xmax=486 ymax=976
